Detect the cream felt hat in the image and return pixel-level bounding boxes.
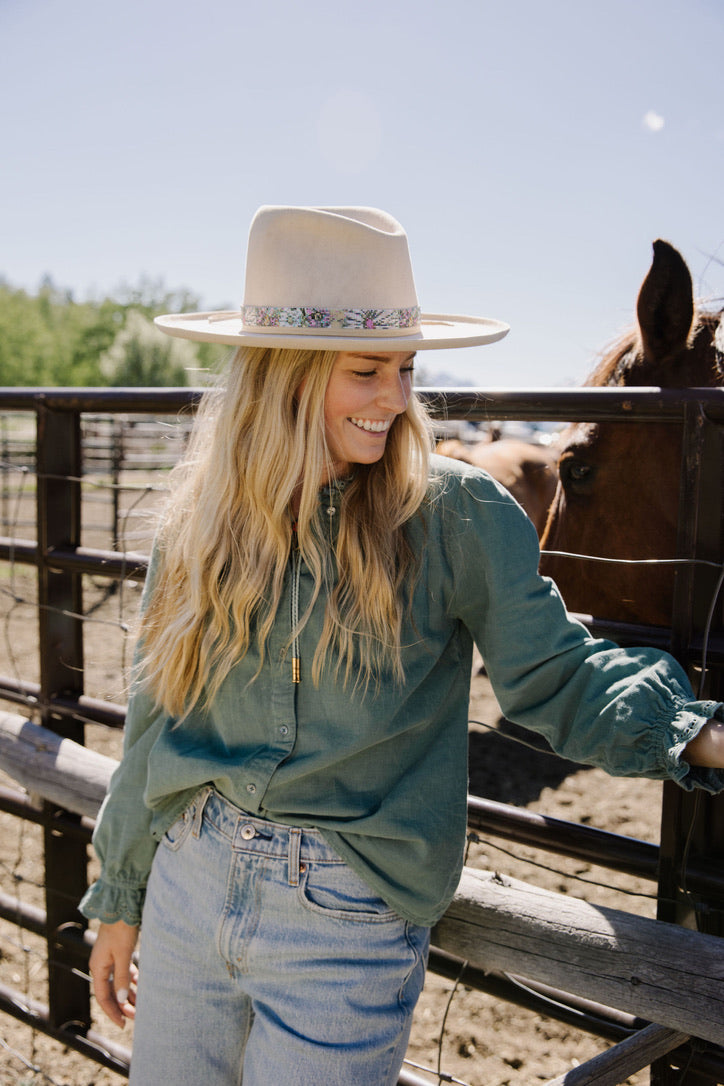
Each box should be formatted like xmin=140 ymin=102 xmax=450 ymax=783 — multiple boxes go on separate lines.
xmin=154 ymin=205 xmax=509 ymax=351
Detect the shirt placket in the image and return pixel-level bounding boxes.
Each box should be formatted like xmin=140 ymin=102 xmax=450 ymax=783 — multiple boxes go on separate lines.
xmin=240 ymin=547 xmax=299 ymax=810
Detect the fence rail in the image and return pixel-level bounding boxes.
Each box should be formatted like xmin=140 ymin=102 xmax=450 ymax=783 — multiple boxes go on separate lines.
xmin=0 ymin=384 xmax=722 ymax=1085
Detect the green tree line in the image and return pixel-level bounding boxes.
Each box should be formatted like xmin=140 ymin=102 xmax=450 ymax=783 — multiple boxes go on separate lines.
xmin=0 ymin=276 xmax=227 ymax=386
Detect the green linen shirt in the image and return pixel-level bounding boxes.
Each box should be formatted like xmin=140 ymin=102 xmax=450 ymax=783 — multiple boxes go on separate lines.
xmin=80 ymin=456 xmax=724 ymax=928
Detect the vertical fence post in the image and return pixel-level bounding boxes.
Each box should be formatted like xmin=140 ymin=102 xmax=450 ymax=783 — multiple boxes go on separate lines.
xmin=111 ymin=415 xmax=123 ymax=551
xmin=35 ymin=400 xmax=90 ymax=1033
xmin=653 ymin=404 xmax=724 ymax=1085
xmin=1 ymin=413 xmax=7 ymax=533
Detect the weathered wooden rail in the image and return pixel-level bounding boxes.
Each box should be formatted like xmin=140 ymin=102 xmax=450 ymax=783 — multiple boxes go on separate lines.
xmin=0 ymin=385 xmax=722 ymax=1085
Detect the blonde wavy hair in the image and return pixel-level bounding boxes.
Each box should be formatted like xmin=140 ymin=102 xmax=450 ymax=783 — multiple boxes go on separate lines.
xmin=139 ymin=345 xmax=434 ymax=716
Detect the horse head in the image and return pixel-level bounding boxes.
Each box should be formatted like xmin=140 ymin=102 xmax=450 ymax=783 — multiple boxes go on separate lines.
xmin=539 ymin=240 xmax=723 ymax=627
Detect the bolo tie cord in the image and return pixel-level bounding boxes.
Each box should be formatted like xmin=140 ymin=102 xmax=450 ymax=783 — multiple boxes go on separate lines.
xmin=290 ymin=491 xmax=339 ymax=684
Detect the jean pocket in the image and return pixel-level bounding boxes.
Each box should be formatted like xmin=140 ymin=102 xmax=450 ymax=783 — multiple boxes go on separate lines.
xmin=161 ymin=807 xmax=194 ymax=852
xmin=298 ymin=862 xmax=400 ymax=924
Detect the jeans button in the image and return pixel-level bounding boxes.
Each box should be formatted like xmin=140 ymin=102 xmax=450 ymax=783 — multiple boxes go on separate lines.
xmin=240 ymin=824 xmax=256 ymax=840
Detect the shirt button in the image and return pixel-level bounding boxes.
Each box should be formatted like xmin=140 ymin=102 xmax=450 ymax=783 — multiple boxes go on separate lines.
xmin=240 ymin=824 xmax=256 ymax=840
xmin=279 ymin=725 xmax=289 ymax=736
xmin=246 ymin=783 xmax=257 ymax=794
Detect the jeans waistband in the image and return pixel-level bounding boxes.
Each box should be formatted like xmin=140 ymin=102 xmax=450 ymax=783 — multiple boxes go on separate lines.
xmin=189 ymin=786 xmax=343 ymax=887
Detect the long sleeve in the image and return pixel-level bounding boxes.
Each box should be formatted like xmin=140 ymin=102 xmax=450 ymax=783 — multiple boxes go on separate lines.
xmin=80 ymin=545 xmax=171 ymax=926
xmin=80 ymin=685 xmax=169 ymax=925
xmin=443 ymin=464 xmax=724 ymax=792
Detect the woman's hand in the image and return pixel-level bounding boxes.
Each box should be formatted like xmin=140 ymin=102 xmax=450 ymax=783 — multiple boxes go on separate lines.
xmin=89 ymin=919 xmax=140 ymax=1027
xmin=683 ymin=719 xmax=724 ymax=769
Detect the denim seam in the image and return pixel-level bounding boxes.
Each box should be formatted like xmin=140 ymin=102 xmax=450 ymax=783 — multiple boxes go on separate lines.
xmin=191 ymin=785 xmax=214 ymax=838
xmin=288 ymin=827 xmax=302 ymax=886
xmin=216 ymin=853 xmax=265 ymax=977
xmin=203 ymin=807 xmax=236 ymax=842
xmin=398 ymin=921 xmax=423 ymax=1007
xmin=295 ymin=870 xmax=401 ymax=924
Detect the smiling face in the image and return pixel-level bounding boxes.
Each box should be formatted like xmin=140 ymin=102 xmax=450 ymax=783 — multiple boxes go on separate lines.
xmin=321 ymin=350 xmax=415 ymax=479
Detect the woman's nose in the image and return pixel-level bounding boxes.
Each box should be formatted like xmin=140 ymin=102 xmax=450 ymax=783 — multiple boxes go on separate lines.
xmin=378 ymin=372 xmax=410 ymax=413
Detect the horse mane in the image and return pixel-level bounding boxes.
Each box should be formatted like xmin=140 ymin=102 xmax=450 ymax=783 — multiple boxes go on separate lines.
xmin=584 ymin=328 xmax=640 ymax=388
xmin=585 ymin=306 xmax=724 ymax=389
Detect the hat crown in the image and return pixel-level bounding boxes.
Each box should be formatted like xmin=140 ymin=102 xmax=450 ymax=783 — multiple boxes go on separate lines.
xmin=242 ymin=206 xmax=419 ymax=325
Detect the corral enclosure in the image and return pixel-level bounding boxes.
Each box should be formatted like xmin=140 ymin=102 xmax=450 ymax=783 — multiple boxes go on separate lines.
xmin=0 ymin=386 xmax=723 ymax=1086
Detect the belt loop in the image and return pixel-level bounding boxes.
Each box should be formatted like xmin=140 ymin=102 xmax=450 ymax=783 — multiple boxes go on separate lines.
xmin=288 ymin=827 xmax=302 ymax=886
xmin=191 ymin=785 xmax=213 ymax=839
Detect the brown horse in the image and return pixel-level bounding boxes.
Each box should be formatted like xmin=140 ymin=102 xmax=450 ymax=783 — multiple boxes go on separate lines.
xmin=539 ymin=239 xmax=723 ymax=627
xmin=437 ymin=437 xmax=559 ymax=536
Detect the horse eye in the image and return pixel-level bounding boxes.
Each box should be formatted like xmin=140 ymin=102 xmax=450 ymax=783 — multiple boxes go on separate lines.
xmin=560 ymin=458 xmax=595 ymax=493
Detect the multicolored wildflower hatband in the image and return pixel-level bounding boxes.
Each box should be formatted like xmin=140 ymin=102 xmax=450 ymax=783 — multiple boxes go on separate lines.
xmin=154 ymin=205 xmax=509 ymax=351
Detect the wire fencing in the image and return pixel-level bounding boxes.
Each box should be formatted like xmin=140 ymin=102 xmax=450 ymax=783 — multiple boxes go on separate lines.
xmin=0 ymin=388 xmax=722 ymax=1086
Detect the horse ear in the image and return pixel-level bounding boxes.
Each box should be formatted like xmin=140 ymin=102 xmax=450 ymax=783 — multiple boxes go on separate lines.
xmin=636 ymin=239 xmax=694 ymax=361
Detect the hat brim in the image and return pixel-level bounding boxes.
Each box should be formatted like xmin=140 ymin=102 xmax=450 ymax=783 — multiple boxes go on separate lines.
xmin=154 ymin=311 xmax=509 ymax=351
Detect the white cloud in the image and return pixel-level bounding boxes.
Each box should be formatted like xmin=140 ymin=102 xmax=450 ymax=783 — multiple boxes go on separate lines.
xmin=642 ymin=110 xmax=665 ymax=132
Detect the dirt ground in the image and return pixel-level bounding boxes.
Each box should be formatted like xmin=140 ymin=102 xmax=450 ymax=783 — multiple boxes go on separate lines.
xmin=0 ymin=552 xmax=672 ymax=1086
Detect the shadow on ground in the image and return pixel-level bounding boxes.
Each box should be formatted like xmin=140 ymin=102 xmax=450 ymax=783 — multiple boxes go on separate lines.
xmin=467 ymin=716 xmax=592 ymax=806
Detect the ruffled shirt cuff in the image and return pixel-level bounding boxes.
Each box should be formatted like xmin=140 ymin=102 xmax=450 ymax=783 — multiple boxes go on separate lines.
xmin=79 ymin=877 xmax=146 ymax=927
xmin=666 ymin=700 xmax=724 ymax=793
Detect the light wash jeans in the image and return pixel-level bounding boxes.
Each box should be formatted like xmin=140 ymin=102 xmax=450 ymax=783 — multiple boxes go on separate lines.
xmin=129 ymin=787 xmax=430 ymax=1086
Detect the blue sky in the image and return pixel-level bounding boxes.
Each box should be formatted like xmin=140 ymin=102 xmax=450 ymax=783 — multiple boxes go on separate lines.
xmin=2 ymin=0 xmax=723 ymax=386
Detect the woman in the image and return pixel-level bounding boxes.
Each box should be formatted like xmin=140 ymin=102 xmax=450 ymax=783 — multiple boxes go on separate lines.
xmin=82 ymin=206 xmax=724 ymax=1086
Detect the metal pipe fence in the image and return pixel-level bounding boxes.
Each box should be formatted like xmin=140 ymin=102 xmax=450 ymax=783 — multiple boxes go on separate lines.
xmin=0 ymin=384 xmax=722 ymax=1084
